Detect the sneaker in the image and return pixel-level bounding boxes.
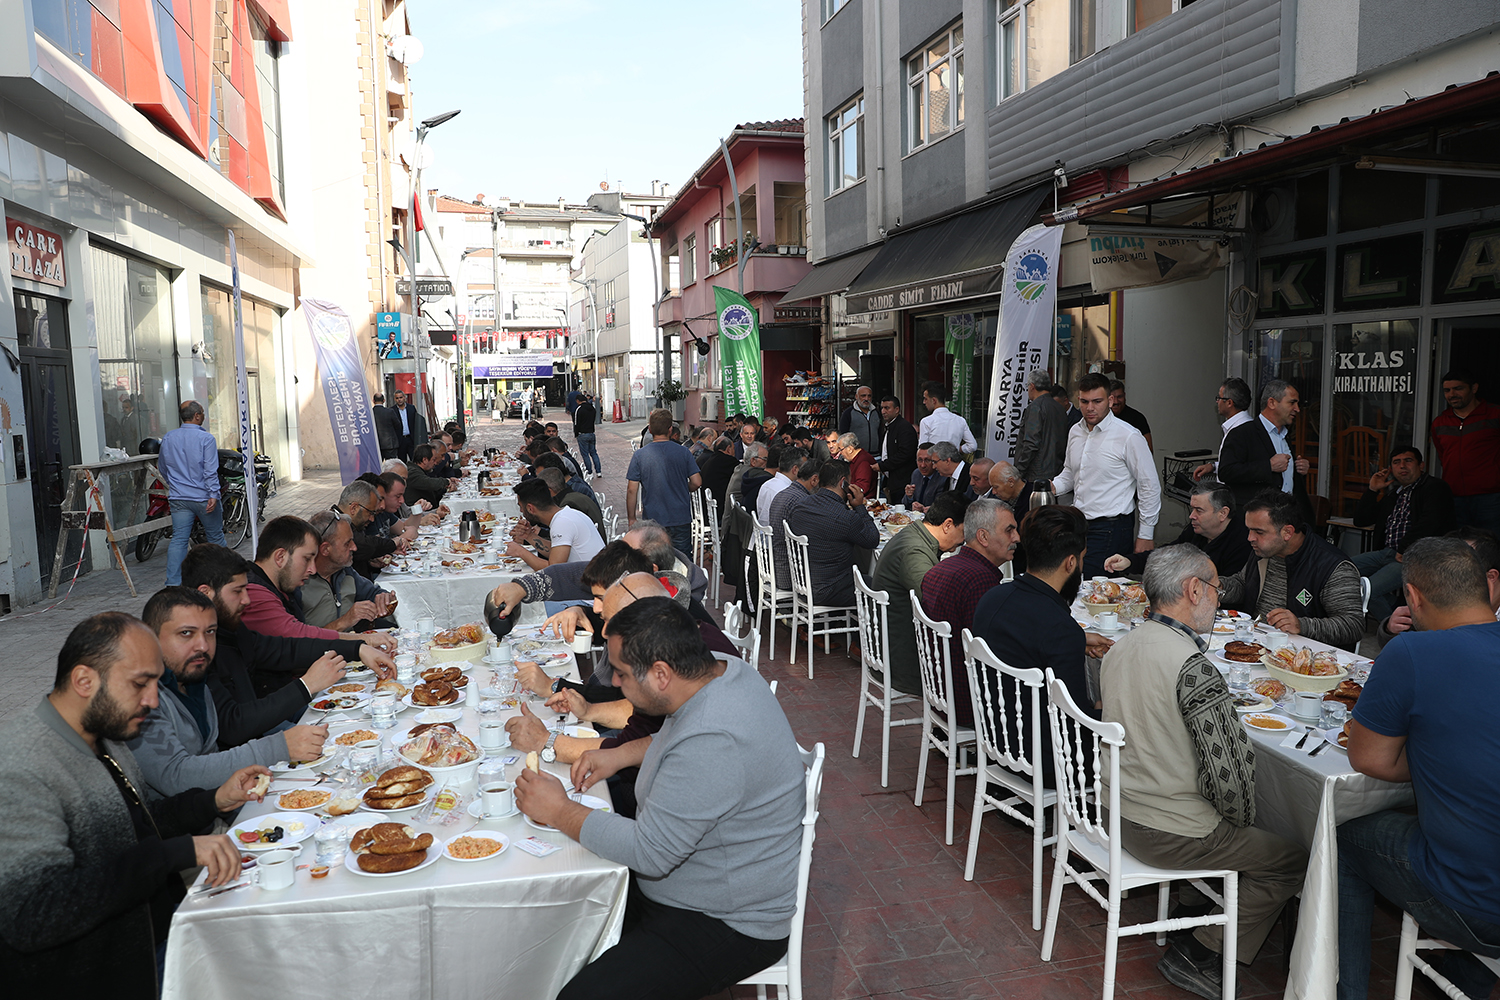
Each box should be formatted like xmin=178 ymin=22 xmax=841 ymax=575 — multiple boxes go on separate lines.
xmin=1156 ymin=940 xmax=1226 ymax=1000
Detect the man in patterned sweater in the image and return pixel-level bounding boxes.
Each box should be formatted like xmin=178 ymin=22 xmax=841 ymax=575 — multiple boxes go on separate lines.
xmin=1101 ymin=545 xmax=1307 ymax=999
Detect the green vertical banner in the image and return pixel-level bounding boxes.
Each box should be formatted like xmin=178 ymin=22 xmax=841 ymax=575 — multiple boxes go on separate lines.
xmin=945 ymin=313 xmax=977 ymax=419
xmin=714 ymin=286 xmax=763 ymax=419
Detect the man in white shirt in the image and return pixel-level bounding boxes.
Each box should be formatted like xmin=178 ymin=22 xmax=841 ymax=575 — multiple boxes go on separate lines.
xmin=755 ymin=447 xmax=805 ymax=527
xmin=1193 ymin=377 xmax=1254 ymax=481
xmin=1049 ymin=372 xmax=1161 ymax=576
xmin=918 ymin=381 xmax=977 ymax=454
xmin=507 ymin=479 xmax=605 ymax=569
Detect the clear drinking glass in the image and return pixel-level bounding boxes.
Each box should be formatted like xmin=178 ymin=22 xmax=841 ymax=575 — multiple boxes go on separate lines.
xmin=1320 ymin=700 xmax=1348 ymax=730
xmin=1229 ymin=663 xmax=1252 ymax=693
xmin=1234 ymin=620 xmax=1253 ymax=643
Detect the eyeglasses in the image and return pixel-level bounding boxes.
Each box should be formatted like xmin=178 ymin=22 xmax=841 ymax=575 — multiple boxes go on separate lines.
xmin=100 ymin=752 xmax=162 ymax=838
xmin=1214 ymin=396 xmax=1232 ymax=403
xmin=1197 ymin=577 xmax=1224 ymax=600
xmin=320 ymin=506 xmax=348 ymax=540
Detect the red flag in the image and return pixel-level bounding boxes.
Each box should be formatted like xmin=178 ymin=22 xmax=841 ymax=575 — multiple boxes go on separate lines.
xmin=412 ymin=192 xmax=425 ymax=232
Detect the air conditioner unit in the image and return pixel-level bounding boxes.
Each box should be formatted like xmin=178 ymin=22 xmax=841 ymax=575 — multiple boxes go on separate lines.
xmin=700 ymin=392 xmax=719 ymax=422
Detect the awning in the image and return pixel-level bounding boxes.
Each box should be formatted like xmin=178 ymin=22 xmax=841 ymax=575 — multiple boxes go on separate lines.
xmin=1049 ymin=73 xmax=1500 ymax=225
xmin=844 ymin=185 xmax=1049 ymax=315
xmin=778 ymin=247 xmax=882 ymax=304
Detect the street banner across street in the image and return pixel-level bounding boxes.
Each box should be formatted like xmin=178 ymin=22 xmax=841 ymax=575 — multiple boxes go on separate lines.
xmin=228 ymin=231 xmax=260 ymax=552
xmin=714 ymin=286 xmax=762 ymax=420
xmin=984 ymin=223 xmax=1064 ymax=462
xmin=303 ymin=298 xmax=382 ymax=480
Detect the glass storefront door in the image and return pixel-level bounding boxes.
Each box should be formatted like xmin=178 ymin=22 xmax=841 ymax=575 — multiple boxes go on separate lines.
xmin=1329 ymin=319 xmax=1418 ymax=515
xmin=1255 ymin=325 xmax=1324 ymax=497
xmin=15 ymin=292 xmax=83 ymax=586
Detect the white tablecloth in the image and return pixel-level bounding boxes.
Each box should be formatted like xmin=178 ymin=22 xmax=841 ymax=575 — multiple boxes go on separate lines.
xmin=384 ymin=569 xmax=526 ymax=628
xmin=164 ymin=647 xmax=627 ymax=1000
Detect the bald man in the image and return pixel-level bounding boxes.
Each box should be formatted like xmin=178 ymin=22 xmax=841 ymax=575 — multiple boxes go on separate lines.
xmin=985 ymin=460 xmax=1026 ymax=509
xmin=970 ymin=457 xmax=995 ymax=499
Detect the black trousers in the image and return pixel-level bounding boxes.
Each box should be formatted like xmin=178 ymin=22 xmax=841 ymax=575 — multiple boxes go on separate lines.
xmin=557 ymin=878 xmax=789 ymax=1000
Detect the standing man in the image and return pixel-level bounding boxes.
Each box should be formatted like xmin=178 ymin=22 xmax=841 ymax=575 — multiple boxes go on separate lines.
xmin=392 ymin=389 xmax=423 ymax=462
xmin=839 ymin=385 xmax=883 ymax=457
xmin=1193 ymin=378 xmax=1253 ymax=481
xmin=1052 ymin=383 xmax=1083 ymax=426
xmin=566 ymin=383 xmax=582 ymax=417
xmin=158 ymin=400 xmax=225 ymax=586
xmin=1013 ymin=369 xmax=1068 ymax=487
xmin=1217 ymin=379 xmax=1310 ymax=510
xmin=573 ymin=392 xmax=602 ymax=478
xmin=371 ymin=392 xmax=402 ymax=462
xmin=1108 ymin=380 xmax=1154 ymax=452
xmin=1048 ymin=373 xmax=1160 ymax=576
xmin=1352 ymin=445 xmax=1456 ymax=620
xmin=872 ymin=491 xmax=969 ymax=697
xmin=626 ymin=409 xmax=703 ymax=555
xmin=1430 ymin=369 xmax=1500 ymax=535
xmin=875 ymin=395 xmax=918 ymax=503
xmin=919 ymin=381 xmax=977 ymax=454
xmin=1338 ymin=537 xmax=1500 ymax=1000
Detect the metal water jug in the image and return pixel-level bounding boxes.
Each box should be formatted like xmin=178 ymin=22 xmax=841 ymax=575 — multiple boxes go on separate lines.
xmin=1029 ymin=481 xmax=1056 ymax=511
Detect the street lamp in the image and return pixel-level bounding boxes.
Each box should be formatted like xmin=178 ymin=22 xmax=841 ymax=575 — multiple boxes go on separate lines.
xmin=396 ymin=108 xmax=460 ymax=431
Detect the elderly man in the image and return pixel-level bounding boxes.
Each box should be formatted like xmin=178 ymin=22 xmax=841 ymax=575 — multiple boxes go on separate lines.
xmin=699 ymin=435 xmax=739 ymax=515
xmin=1338 ymin=538 xmax=1500 ymax=1000
xmin=839 ymin=384 xmax=882 ymax=455
xmin=929 ymin=441 xmax=974 ymax=502
xmin=732 ymin=442 xmax=773 ymax=509
xmin=785 ymin=459 xmax=879 ymax=608
xmin=872 ymin=492 xmax=969 ymax=696
xmin=875 ymin=395 xmax=918 ymax=503
xmin=300 ymin=510 xmax=397 ymax=632
xmin=404 ymin=444 xmax=453 ymax=509
xmin=241 ymin=516 xmax=394 ymax=649
xmin=1102 ymin=544 xmax=1307 ymax=999
xmin=969 ymin=457 xmax=995 ymax=500
xmin=1219 ymin=490 xmax=1364 ymax=650
xmin=508 ymin=479 xmax=605 ymax=570
xmin=920 ymin=498 xmax=1018 ymax=726
xmin=906 ymin=443 xmax=942 ymax=512
xmin=1193 ymin=378 xmax=1254 ymax=481
xmin=336 ymin=479 xmax=398 ymax=580
xmin=519 ymin=598 xmax=804 ymax=1000
xmin=756 ymin=447 xmax=804 ymax=527
xmin=769 ymin=457 xmax=821 ymax=591
xmin=1218 ymin=379 xmax=1310 ymax=509
xmin=983 ymin=460 xmax=1026 ymax=509
xmin=1049 ymin=373 xmax=1160 ymax=576
xmin=1352 ymin=445 xmax=1456 ymax=619
xmin=627 ymin=409 xmax=703 ymax=554
xmin=919 ymin=381 xmax=977 ymax=453
xmin=1106 ymin=484 xmax=1253 ymax=578
xmin=1014 ymin=368 xmax=1068 ymax=487
xmin=129 ymin=587 xmax=330 ymax=798
xmin=839 ymin=431 xmax=877 ymax=496
xmin=0 ymin=612 xmax=267 ymax=997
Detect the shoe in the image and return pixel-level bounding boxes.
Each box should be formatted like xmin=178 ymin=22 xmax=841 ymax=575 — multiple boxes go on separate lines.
xmin=1156 ymin=940 xmax=1226 ymax=1000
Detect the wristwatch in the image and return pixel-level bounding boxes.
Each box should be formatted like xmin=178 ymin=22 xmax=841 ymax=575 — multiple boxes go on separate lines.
xmin=551 ymin=676 xmax=567 ymax=695
xmin=540 ymin=730 xmax=560 ymax=763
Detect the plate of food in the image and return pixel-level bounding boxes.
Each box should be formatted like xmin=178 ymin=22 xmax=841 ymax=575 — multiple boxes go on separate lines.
xmin=397 ymin=729 xmax=481 ymax=782
xmin=448 ymin=541 xmax=482 ymax=555
xmin=1250 ymin=677 xmax=1288 ymax=702
xmin=524 ymin=792 xmax=612 ymax=832
xmin=276 ymin=788 xmax=334 ymax=812
xmin=227 ymin=812 xmax=319 ymax=850
xmin=412 ymin=707 xmax=464 ymax=725
xmin=1323 ymin=721 xmax=1353 ymax=751
xmin=1231 ymin=693 xmax=1275 ymax=714
xmin=332 ymin=727 xmax=381 ymax=747
xmin=1261 ymin=645 xmax=1348 ymax=692
xmin=310 ymin=694 xmax=371 ymax=714
xmin=427 ymin=623 xmax=487 ymax=663
xmin=1241 ymin=712 xmax=1297 ymax=732
xmin=1214 ymin=641 xmax=1267 ymax=665
xmin=345 ymin=822 xmax=440 ymax=877
xmin=270 ymin=753 xmax=334 ymax=776
xmin=403 ymin=683 xmax=467 ymax=709
xmin=444 ymin=830 xmax=510 ymax=862
xmin=327 ymin=681 xmax=372 ymax=695
xmin=880 ymin=512 xmax=914 ymax=532
xmin=420 ymin=665 xmax=473 ymax=685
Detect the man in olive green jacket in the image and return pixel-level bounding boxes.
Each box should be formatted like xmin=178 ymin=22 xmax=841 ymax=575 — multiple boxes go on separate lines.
xmin=870 ymin=491 xmax=970 ymax=694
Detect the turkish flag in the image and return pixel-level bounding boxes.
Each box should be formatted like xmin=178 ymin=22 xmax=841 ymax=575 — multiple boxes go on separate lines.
xmin=413 ymin=192 xmax=425 ymax=232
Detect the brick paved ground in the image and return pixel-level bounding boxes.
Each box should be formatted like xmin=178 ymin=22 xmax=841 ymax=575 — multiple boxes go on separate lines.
xmin=0 ymin=410 xmax=1420 ymax=999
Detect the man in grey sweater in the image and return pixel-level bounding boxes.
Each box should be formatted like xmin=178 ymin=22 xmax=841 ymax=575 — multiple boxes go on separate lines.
xmin=128 ymin=587 xmax=330 ymax=799
xmin=516 ymin=597 xmax=804 ymax=1000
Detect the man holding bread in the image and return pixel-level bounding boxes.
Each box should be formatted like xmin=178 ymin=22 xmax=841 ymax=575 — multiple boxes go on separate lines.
xmin=516 ymin=597 xmax=804 ymax=1000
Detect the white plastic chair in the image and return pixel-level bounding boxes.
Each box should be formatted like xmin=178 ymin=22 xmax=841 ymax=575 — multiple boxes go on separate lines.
xmin=962 ymin=630 xmax=1057 ymax=928
xmin=909 ymin=597 xmax=978 ymax=844
xmin=1359 ymin=575 xmax=1371 ymax=615
xmin=690 ymin=489 xmax=707 ymax=565
xmin=784 ymin=523 xmax=859 ymax=680
xmin=722 ymin=600 xmax=762 ymax=674
xmin=850 ymin=570 xmax=922 ymax=787
xmin=751 ymin=516 xmax=796 ymax=661
xmin=1395 ymin=910 xmax=1500 ymax=1000
xmin=1040 ymin=671 xmax=1240 ymax=1000
xmin=700 ymin=492 xmax=722 ymax=607
xmin=737 ymin=742 xmax=826 ymax=1000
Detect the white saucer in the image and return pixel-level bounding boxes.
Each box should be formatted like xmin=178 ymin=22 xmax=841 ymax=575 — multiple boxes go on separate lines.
xmin=467 ymin=798 xmax=519 ymax=820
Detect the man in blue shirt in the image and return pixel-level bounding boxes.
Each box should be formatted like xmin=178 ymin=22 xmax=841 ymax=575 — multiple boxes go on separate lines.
xmin=158 ymin=400 xmax=225 ymax=585
xmin=1339 ymin=537 xmax=1500 ymax=1000
xmin=626 ymin=409 xmax=702 ymax=555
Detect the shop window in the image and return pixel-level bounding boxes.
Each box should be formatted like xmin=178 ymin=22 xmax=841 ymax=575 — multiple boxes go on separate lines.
xmin=775 ymin=182 xmax=808 ymax=246
xmin=1256 ymin=326 xmax=1323 ymax=498
xmin=998 ymin=0 xmax=1065 ymax=101
xmin=908 ymin=23 xmax=964 ymax=149
xmin=1329 ymin=320 xmax=1417 ymax=515
xmin=828 ymin=96 xmax=865 ymax=194
xmin=1338 ymin=164 xmax=1425 ymax=233
xmin=1294 ymin=172 xmax=1329 ymax=240
xmin=93 ymin=249 xmax=177 ymax=452
xmin=912 ymin=309 xmax=999 ymax=434
xmin=1436 ymin=126 xmax=1500 ymax=216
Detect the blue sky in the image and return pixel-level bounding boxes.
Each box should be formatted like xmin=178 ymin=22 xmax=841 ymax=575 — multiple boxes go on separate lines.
xmin=413 ymin=0 xmax=805 ymax=203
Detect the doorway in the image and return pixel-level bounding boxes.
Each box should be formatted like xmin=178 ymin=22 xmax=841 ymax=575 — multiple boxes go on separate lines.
xmin=15 ymin=291 xmax=84 ymax=587
xmin=1441 ymin=316 xmax=1500 ymax=405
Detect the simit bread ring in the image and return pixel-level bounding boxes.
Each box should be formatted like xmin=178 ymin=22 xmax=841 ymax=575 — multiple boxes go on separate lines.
xmin=357 ymin=850 xmax=427 ymax=873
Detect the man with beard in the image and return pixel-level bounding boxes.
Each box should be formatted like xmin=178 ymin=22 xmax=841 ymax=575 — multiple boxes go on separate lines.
xmin=129 ymin=588 xmax=330 ymax=799
xmin=0 ymin=612 xmax=268 ymax=997
xmin=300 ymin=510 xmax=398 ymax=632
xmin=182 ymin=544 xmax=391 ymax=731
xmin=969 ymin=505 xmax=1113 ymax=786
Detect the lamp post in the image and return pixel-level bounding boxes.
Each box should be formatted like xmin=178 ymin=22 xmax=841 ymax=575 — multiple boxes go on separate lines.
xmin=569 ymin=276 xmax=600 ymax=401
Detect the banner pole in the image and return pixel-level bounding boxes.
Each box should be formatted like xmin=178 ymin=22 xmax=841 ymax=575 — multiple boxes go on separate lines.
xmin=228 ymin=230 xmax=259 ymax=554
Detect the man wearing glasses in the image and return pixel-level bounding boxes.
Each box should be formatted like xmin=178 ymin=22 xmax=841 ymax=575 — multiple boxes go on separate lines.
xmin=1100 ymin=545 xmax=1307 ymax=1000
xmin=1193 ymin=378 xmax=1253 ymax=482
xmin=300 ymin=509 xmax=397 ymax=633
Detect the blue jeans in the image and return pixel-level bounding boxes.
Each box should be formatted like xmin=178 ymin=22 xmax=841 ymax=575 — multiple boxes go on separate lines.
xmin=1352 ymin=546 xmax=1403 ymax=620
xmin=666 ymin=523 xmax=692 ymax=555
xmin=576 ymin=433 xmax=601 ymax=474
xmin=1454 ymin=493 xmax=1500 ymax=536
xmin=1338 ymin=810 xmax=1500 ymax=1000
xmin=166 ymin=498 xmax=225 ymax=585
xmin=1083 ymin=514 xmax=1136 ymax=577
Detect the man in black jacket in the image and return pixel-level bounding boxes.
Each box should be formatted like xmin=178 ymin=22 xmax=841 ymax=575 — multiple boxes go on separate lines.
xmin=181 ymin=544 xmax=387 ymax=746
xmin=874 ymin=395 xmax=918 ymax=503
xmin=1106 ymin=484 xmax=1253 ymax=578
xmin=1217 ymin=379 xmax=1310 ymax=510
xmin=392 ymin=390 xmax=424 ymax=462
xmin=1352 ymin=445 xmax=1456 ymax=619
xmin=405 ymin=444 xmax=453 ymax=508
xmin=1014 ymin=369 xmax=1069 ymax=485
xmin=372 ymin=393 xmax=402 ymax=461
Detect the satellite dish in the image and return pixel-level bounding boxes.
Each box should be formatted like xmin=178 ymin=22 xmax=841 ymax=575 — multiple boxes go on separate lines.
xmin=414 ymin=145 xmax=435 ymax=169
xmin=387 ymin=35 xmax=424 ymax=65
xmin=393 ymin=131 xmax=416 ymax=161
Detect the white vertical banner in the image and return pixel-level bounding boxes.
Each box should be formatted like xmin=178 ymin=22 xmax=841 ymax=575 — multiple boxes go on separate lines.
xmin=228 ymin=230 xmax=260 ymax=553
xmin=983 ymin=223 xmax=1064 ymax=463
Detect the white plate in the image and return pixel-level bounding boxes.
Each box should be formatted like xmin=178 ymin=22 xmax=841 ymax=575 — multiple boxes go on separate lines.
xmin=444 ymin=830 xmax=510 ymax=862
xmin=467 ymin=798 xmax=519 ymax=820
xmin=1322 ymin=728 xmax=1349 ymax=751
xmin=358 ymin=788 xmax=435 ymax=815
xmin=343 ymin=844 xmax=441 ymax=878
xmin=325 ymin=681 xmax=374 ymax=696
xmin=412 ymin=708 xmax=464 ymax=725
xmin=1241 ymin=712 xmax=1298 ymax=733
xmin=228 ymin=812 xmax=320 ymax=850
xmin=1231 ymin=694 xmax=1275 ymax=714
xmin=273 ymin=788 xmax=336 ymax=812
xmin=523 ymin=792 xmax=611 ymax=832
xmin=1211 ymin=648 xmax=1267 ymax=666
xmin=270 ymin=754 xmax=334 ymax=776
xmin=310 ymin=695 xmax=371 ymax=714
xmin=402 ymin=688 xmax=467 ymax=710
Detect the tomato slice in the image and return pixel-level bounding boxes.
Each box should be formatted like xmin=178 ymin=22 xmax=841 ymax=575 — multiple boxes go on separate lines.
xmin=237 ymin=830 xmax=262 ymax=844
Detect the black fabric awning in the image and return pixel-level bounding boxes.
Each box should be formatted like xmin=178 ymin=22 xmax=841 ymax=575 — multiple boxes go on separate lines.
xmin=777 ymin=246 xmax=882 ymax=304
xmin=844 ymin=185 xmax=1049 ymax=314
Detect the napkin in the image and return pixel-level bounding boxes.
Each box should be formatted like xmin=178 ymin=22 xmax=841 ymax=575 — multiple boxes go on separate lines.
xmin=1279 ymin=730 xmax=1304 ymax=749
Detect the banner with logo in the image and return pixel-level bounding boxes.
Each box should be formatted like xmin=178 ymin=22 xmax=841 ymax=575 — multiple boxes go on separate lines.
xmin=1088 ymin=194 xmax=1243 ymax=293
xmin=227 ymin=231 xmax=260 ymax=551
xmin=984 ymin=223 xmax=1064 ymax=462
xmin=303 ymin=298 xmax=382 ymax=481
xmin=714 ymin=286 xmax=762 ymax=419
xmin=944 ymin=313 xmax=977 ymax=419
